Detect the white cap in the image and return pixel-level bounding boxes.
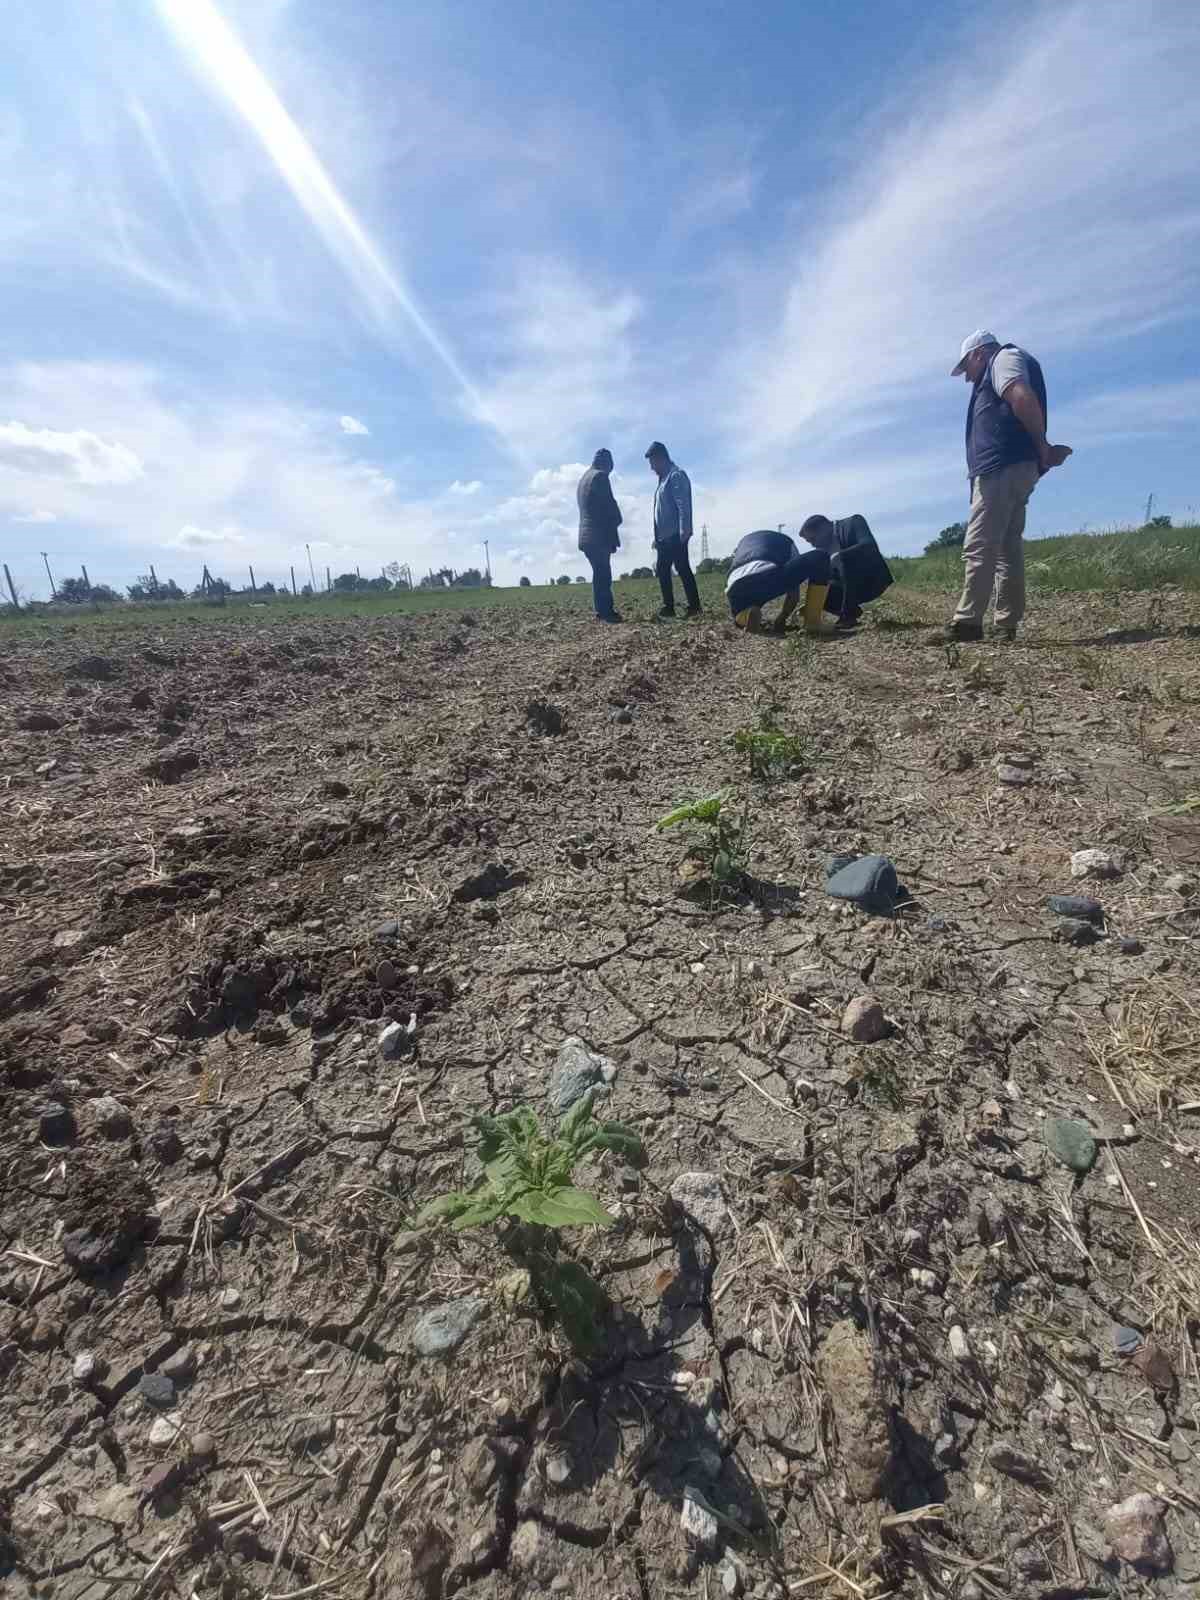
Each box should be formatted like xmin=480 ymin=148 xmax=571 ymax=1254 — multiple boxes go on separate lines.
xmin=951 ymin=329 xmax=998 ymax=375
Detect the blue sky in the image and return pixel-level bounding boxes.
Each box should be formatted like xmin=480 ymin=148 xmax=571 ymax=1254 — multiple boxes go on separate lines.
xmin=2 ymin=0 xmax=1198 ymax=595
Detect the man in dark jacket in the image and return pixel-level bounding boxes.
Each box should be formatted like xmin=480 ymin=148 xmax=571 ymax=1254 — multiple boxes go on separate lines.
xmin=725 ymin=529 xmax=830 ymax=633
xmin=576 ymin=448 xmax=623 ymax=623
xmin=799 ymin=513 xmax=894 ymax=630
xmin=947 ymin=330 xmax=1072 ymax=641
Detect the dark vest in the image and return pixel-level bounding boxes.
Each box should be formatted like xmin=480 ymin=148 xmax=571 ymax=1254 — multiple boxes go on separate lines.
xmin=730 ymin=529 xmax=796 ymax=570
xmin=966 ymin=345 xmax=1047 ymax=479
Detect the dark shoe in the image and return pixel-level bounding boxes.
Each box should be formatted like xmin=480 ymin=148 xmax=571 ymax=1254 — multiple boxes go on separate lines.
xmin=994 ymin=625 xmax=1017 ymax=642
xmin=596 ymin=612 xmax=623 ymax=624
xmin=949 ymin=620 xmax=984 ymax=642
xmin=684 ymin=606 xmax=703 ymax=619
xmin=833 ymin=616 xmax=861 ymax=633
xmin=655 ymin=607 xmax=676 ymax=621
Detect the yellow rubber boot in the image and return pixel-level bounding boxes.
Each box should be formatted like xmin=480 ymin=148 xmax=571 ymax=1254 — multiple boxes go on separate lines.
xmin=803 ymin=582 xmax=830 ymax=633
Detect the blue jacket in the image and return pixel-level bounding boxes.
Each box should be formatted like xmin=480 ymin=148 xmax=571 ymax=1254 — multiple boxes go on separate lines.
xmin=652 ymin=463 xmax=693 ymax=546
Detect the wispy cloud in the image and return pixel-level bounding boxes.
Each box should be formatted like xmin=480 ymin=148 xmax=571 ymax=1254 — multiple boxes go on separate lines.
xmin=170 ymin=522 xmax=244 ymax=548
xmin=1055 ymin=380 xmax=1200 ymax=443
xmin=339 ymin=414 xmax=369 ymax=435
xmin=0 ymin=421 xmax=144 ymax=485
xmin=729 ymin=3 xmax=1200 ymax=459
xmin=12 ymin=507 xmax=58 ymax=523
xmin=448 ymin=478 xmax=482 ymax=496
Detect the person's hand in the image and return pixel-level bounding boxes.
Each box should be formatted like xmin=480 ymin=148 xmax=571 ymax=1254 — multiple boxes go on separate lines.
xmin=1039 ymin=443 xmax=1073 ymax=473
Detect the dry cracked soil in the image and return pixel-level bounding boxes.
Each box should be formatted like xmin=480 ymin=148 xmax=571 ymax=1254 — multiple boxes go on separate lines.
xmin=2 ymin=590 xmax=1200 ymax=1600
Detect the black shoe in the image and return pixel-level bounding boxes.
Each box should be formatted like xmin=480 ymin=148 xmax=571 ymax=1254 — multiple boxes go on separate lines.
xmin=655 ymin=607 xmax=676 ymax=621
xmin=596 ymin=612 xmax=623 ymax=624
xmin=685 ymin=606 xmax=703 ymax=619
xmin=948 ymin=620 xmax=984 ymax=642
xmin=833 ymin=616 xmax=861 ymax=633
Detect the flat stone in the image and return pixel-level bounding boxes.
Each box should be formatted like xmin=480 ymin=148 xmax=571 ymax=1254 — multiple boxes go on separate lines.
xmin=378 ymin=1020 xmax=409 ymax=1060
xmin=549 ymin=1035 xmax=615 ymax=1114
xmin=160 ymin=1346 xmax=197 ymax=1384
xmin=1043 ymin=1117 xmax=1097 ymax=1174
xmin=138 ymin=1372 xmax=177 ymax=1410
xmin=411 ymin=1296 xmax=486 ymax=1357
xmin=219 ymin=1287 xmax=241 ymax=1310
xmin=191 ymin=1432 xmax=217 ymax=1465
xmin=995 ymin=765 xmax=1032 ymax=786
xmin=1070 ymin=849 xmax=1121 ymax=880
xmin=819 ymin=1321 xmax=890 ymax=1501
xmin=1118 ymin=937 xmax=1144 ymax=955
xmin=670 ymin=1171 xmax=730 ymax=1234
xmin=948 ymin=1326 xmax=972 ymax=1361
xmin=841 ymin=995 xmax=888 ymax=1043
xmin=1048 ymin=894 xmax=1103 ymax=921
xmin=39 ymin=1101 xmax=74 ymax=1144
xmin=52 ymin=929 xmax=88 ymax=952
xmin=376 ymin=959 xmax=398 ymax=990
xmin=89 ymin=1095 xmax=132 ymax=1138
xmin=72 ymin=1350 xmax=105 ymax=1386
xmin=148 ymin=1412 xmax=184 ymax=1451
xmin=1105 ymin=1491 xmax=1172 ymax=1574
xmin=996 ymin=751 xmax=1034 ymax=769
xmin=680 ymin=1486 xmax=720 ymax=1550
xmin=1113 ymin=1325 xmax=1143 ymax=1357
xmin=987 ymin=1441 xmax=1051 ymax=1488
xmin=372 ymin=921 xmax=401 ymax=942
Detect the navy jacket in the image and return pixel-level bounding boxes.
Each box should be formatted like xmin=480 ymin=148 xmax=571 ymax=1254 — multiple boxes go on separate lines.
xmin=828 ymin=515 xmax=893 ymax=607
xmin=576 ymin=465 xmax=623 ymax=553
xmin=966 ymin=345 xmax=1047 ymax=479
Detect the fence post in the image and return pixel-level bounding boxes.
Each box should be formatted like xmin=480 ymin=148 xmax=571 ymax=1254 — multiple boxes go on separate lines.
xmin=81 ymin=564 xmax=91 ymax=592
xmin=290 ymin=565 xmax=297 ymax=596
xmin=41 ymin=552 xmax=57 ymax=599
xmin=248 ymin=565 xmax=256 ymax=593
xmin=3 ymin=562 xmax=20 ymax=610
xmin=325 ymin=566 xmax=331 ymax=593
xmin=149 ymin=564 xmax=159 ymax=598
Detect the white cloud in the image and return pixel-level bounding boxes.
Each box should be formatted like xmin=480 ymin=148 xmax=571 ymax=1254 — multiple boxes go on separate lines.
xmin=0 ymin=421 xmax=144 ymax=485
xmin=339 ymin=414 xmax=369 ymax=435
xmin=12 ymin=508 xmax=58 ymax=523
xmin=170 ymin=523 xmax=245 ymax=548
xmin=1055 ymin=380 xmax=1200 ymax=443
xmin=448 ymin=478 xmax=482 ymax=496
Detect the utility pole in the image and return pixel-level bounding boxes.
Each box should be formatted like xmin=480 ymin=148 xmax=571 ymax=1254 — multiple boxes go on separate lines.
xmin=305 ymin=543 xmax=317 ymax=592
xmin=248 ymin=565 xmax=256 ymax=593
xmin=483 ymin=540 xmax=492 ymax=585
xmin=3 ymin=562 xmax=20 ymax=610
xmin=700 ymin=524 xmax=709 ymax=563
xmin=325 ymin=565 xmax=331 ymax=593
xmin=81 ymin=563 xmax=91 ymax=593
xmin=290 ymin=565 xmax=297 ymax=596
xmin=41 ymin=552 xmax=57 ymax=599
xmin=149 ymin=565 xmax=159 ymax=598
xmin=1144 ymin=493 xmax=1155 ymax=526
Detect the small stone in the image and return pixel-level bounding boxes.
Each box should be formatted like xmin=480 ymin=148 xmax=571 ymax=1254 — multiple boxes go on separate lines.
xmin=59 ymin=1021 xmax=90 ymax=1048
xmin=39 ymin=1100 xmax=75 ymax=1144
xmin=670 ymin=1171 xmax=730 ymax=1234
xmin=543 ymin=1452 xmax=571 ymax=1487
xmin=288 ymin=1414 xmax=336 ymax=1456
xmin=160 ymin=1346 xmax=197 ymax=1384
xmin=376 ymin=959 xmax=398 ymax=990
xmin=219 ymin=1287 xmax=241 ymax=1310
xmin=987 ymin=1441 xmax=1051 ymax=1488
xmin=1048 ymin=894 xmax=1103 ymax=921
xmin=680 ymin=1486 xmax=720 ymax=1550
xmin=372 ymin=920 xmax=401 ymax=942
xmin=1118 ymin=937 xmax=1144 ymax=955
xmin=549 ymin=1035 xmax=615 ymax=1114
xmin=1129 ymin=1336 xmax=1175 ymax=1391
xmin=1162 ymin=872 xmax=1194 ymax=895
xmin=510 ymin=1520 xmax=542 ymax=1572
xmin=378 ymin=1020 xmax=408 ymax=1060
xmin=89 ymin=1095 xmax=132 ymax=1138
xmin=925 ymin=915 xmax=949 ymax=933
xmin=1070 ymin=849 xmax=1122 ymax=880
xmin=72 ymin=1350 xmax=105 ymax=1386
xmin=1058 ymin=918 xmax=1103 ymax=947
xmin=611 ymin=707 xmax=633 ymax=725
xmin=948 ymin=1326 xmax=972 ymax=1361
xmin=719 ymin=1558 xmax=742 ymax=1596
xmin=996 ymin=751 xmax=1034 ymax=769
xmin=996 ymin=764 xmax=1032 ymax=786
xmin=138 ymin=1372 xmax=177 ymax=1410
xmin=1113 ymin=1325 xmax=1142 ymax=1357
xmin=1105 ymin=1491 xmax=1172 ymax=1574
xmin=148 ymin=1125 xmax=184 ymax=1164
xmin=190 ymin=1432 xmax=217 ymax=1465
xmin=52 ymin=929 xmax=88 ymax=953
xmin=148 ymin=1412 xmax=183 ymax=1450
xmin=841 ymin=995 xmax=888 ymax=1043
xmin=1043 ymin=1117 xmax=1097 ymax=1174
xmin=411 ymin=1297 xmax=486 ymax=1357
xmin=309 ymin=1034 xmax=336 ymax=1065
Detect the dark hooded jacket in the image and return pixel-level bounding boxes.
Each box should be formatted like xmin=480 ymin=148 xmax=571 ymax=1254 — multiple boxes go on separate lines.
xmin=827 ymin=515 xmax=893 ymax=607
xmin=577 ymin=452 xmax=623 ymax=553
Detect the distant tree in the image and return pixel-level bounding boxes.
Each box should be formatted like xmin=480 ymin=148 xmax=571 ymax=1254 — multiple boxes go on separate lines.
xmin=629 ymin=565 xmax=653 ymax=579
xmin=1145 ymin=514 xmax=1172 ymax=530
xmin=127 ymin=573 xmax=184 ymax=601
xmin=88 ymin=584 xmax=120 ymax=603
xmin=697 ymin=556 xmax=732 ymax=575
xmin=574 ymin=574 xmax=587 ymax=584
xmin=191 ymin=576 xmax=231 ymax=598
xmin=556 ymin=574 xmax=572 ymax=586
xmin=452 ymin=567 xmax=485 ymax=588
xmin=57 ymin=577 xmax=94 ymax=604
xmin=257 ymin=580 xmax=277 ymax=595
xmin=519 ymin=576 xmax=532 ymax=587
xmin=300 ymin=583 xmax=314 ymax=597
xmin=363 ymin=576 xmax=391 ymax=591
xmin=384 ymin=561 xmax=412 ymax=591
xmin=924 ymin=522 xmax=967 ymax=554
xmin=617 ymin=572 xmax=630 ymax=581
xmin=332 ymin=572 xmax=366 ymax=592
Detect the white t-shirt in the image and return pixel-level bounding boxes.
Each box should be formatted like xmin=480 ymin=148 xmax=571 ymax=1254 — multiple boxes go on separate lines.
xmin=725 ymin=560 xmax=775 ymax=594
xmin=989 ymin=347 xmax=1032 ymax=397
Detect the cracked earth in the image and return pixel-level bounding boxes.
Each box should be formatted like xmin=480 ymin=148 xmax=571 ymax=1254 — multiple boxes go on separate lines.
xmin=2 ymin=588 xmax=1200 ymax=1599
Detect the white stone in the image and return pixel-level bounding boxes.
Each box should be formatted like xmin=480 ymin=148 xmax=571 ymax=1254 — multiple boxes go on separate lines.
xmin=680 ymin=1488 xmax=720 ymax=1550
xmin=841 ymin=995 xmax=888 ymax=1043
xmin=1070 ymin=849 xmax=1121 ymax=880
xmin=948 ymin=1326 xmax=972 ymax=1361
xmin=670 ymin=1171 xmax=730 ymax=1234
xmin=148 ymin=1412 xmax=183 ymax=1451
xmin=378 ymin=1021 xmax=406 ymax=1060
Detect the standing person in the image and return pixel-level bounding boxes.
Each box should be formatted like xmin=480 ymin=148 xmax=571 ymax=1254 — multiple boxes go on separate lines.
xmin=576 ymin=448 xmax=623 ymax=623
xmin=799 ymin=513 xmax=894 ymax=630
xmin=645 ymin=441 xmax=701 ymax=619
xmin=725 ymin=528 xmax=830 ymax=634
xmin=948 ymin=330 xmax=1072 ymax=641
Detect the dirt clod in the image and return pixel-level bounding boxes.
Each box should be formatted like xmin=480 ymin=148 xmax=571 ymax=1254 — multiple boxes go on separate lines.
xmin=819 ymin=1320 xmax=891 ymax=1501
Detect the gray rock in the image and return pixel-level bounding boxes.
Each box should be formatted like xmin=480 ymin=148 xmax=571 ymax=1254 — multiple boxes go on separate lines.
xmin=39 ymin=1101 xmax=74 ymax=1144
xmin=1058 ymin=918 xmax=1103 ymax=947
xmin=89 ymin=1096 xmax=132 ymax=1139
xmin=1118 ymin=937 xmax=1144 ymax=955
xmin=378 ymin=1020 xmax=409 ymax=1060
xmin=372 ymin=920 xmax=401 ymax=942
xmin=190 ymin=1432 xmax=217 ymax=1465
xmin=72 ymin=1350 xmax=105 ymax=1386
xmin=376 ymin=959 xmax=398 ymax=990
xmin=680 ymin=1486 xmax=720 ymax=1550
xmin=1043 ymin=1117 xmax=1097 ymax=1174
xmin=1114 ymin=1325 xmax=1142 ymax=1357
xmin=670 ymin=1171 xmax=730 ymax=1234
xmin=719 ymin=1558 xmax=742 ymax=1595
xmin=841 ymin=995 xmax=888 ymax=1043
xmin=287 ymin=1413 xmax=336 ymax=1456
xmin=138 ymin=1372 xmax=177 ymax=1410
xmin=1048 ymin=893 xmax=1103 ymax=920
xmin=411 ymin=1297 xmax=486 ymax=1357
xmin=819 ymin=1320 xmax=891 ymax=1501
xmin=1162 ymin=872 xmax=1195 ymax=895
xmin=148 ymin=1412 xmax=183 ymax=1451
xmin=219 ymin=1287 xmax=241 ymax=1310
xmin=52 ymin=929 xmax=88 ymax=953
xmin=549 ymin=1036 xmax=615 ymax=1114
xmin=160 ymin=1346 xmax=197 ymax=1384
xmin=1105 ymin=1491 xmax=1172 ymax=1574
xmin=611 ymin=707 xmax=633 ymax=725
xmin=987 ymin=1441 xmax=1051 ymax=1489
xmin=1070 ymin=849 xmax=1121 ymax=880
xmin=995 ymin=765 xmax=1032 ymax=786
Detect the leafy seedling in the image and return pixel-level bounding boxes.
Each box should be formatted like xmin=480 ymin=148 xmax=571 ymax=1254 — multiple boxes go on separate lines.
xmin=418 ymin=1094 xmax=644 ymax=1354
xmin=657 ymin=789 xmax=750 ymax=901
xmin=733 ymin=704 xmax=808 ymax=782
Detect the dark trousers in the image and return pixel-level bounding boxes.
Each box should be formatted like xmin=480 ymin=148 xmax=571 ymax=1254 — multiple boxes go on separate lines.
xmin=824 ymin=580 xmax=861 ymax=623
xmin=583 ymin=547 xmax=616 ymax=619
xmin=655 ymin=537 xmax=700 ymax=613
xmin=726 ymin=548 xmax=831 ymax=615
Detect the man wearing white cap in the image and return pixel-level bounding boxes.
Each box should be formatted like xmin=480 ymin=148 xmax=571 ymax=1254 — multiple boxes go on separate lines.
xmin=948 ymin=331 xmax=1072 ymax=641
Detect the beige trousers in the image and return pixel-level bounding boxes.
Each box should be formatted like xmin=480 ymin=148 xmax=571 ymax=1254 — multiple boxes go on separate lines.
xmin=953 ymin=459 xmax=1040 ymax=627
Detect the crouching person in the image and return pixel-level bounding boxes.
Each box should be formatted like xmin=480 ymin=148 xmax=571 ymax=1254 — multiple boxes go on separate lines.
xmin=726 ymin=529 xmax=830 ymax=634
xmin=799 ymin=513 xmax=893 ymax=630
